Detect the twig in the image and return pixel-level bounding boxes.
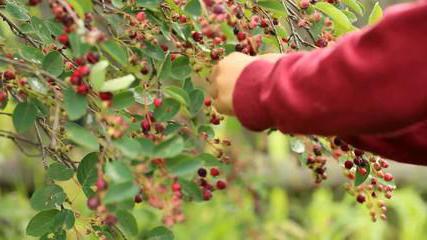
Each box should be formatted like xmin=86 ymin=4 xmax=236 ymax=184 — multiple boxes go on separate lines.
xmin=0 ymin=11 xmax=39 ymax=48
xmin=35 ymin=122 xmax=48 ymax=170
xmin=256 ymin=7 xmax=284 ymax=53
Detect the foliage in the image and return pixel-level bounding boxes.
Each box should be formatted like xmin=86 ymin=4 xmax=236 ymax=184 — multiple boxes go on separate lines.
xmin=0 ymin=0 xmax=400 ymax=239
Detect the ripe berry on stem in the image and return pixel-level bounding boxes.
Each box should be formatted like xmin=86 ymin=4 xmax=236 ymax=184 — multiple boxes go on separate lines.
xmin=216 ymin=180 xmax=227 ymax=190
xmin=198 ymin=168 xmax=207 ymax=177
xmin=153 ymin=98 xmax=162 ymax=108
xmin=210 ymin=167 xmax=220 ymax=177
xmin=87 ymin=196 xmax=101 ymax=210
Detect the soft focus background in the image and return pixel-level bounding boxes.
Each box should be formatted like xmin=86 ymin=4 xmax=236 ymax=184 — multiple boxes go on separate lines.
xmin=1 ymin=0 xmax=427 ymax=239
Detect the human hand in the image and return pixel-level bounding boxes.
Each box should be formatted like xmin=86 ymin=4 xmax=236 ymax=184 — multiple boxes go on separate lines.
xmin=208 ymin=52 xmax=282 ymax=115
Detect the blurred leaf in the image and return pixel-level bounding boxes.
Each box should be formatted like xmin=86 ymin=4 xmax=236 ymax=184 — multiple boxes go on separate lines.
xmin=69 ymin=33 xmax=91 ymax=57
xmin=65 ymin=122 xmax=99 ymax=151
xmin=100 ymin=74 xmax=136 ymax=92
xmin=138 ymin=138 xmax=155 ymax=157
xmin=153 ymin=98 xmax=181 ymax=122
xmin=30 ymin=185 xmax=66 ymax=211
xmin=31 ymin=17 xmax=53 ymax=43
xmin=28 ymin=77 xmax=48 ymax=94
xmin=166 ymin=155 xmax=202 ymax=176
xmin=290 ymin=138 xmax=305 ymax=154
xmin=164 ymin=86 xmax=190 ymax=106
xmin=158 ymin=53 xmax=172 ymax=80
xmin=68 ymin=0 xmax=93 ymax=18
xmin=178 ymin=178 xmax=203 ymax=201
xmin=136 ymin=0 xmax=161 ymax=10
xmin=89 ymin=60 xmax=109 ymax=91
xmin=117 ymin=210 xmax=138 ymax=236
xmin=18 ymin=45 xmax=44 ymax=63
xmin=342 ymin=0 xmax=364 ymax=16
xmin=61 ymin=209 xmax=75 ymax=230
xmin=258 ymin=0 xmax=287 ymax=17
xmin=102 ymin=40 xmax=128 ymax=66
xmin=184 ymin=0 xmax=202 ymax=17
xmin=47 ymin=163 xmax=74 ymax=181
xmin=104 ymin=181 xmax=139 ymax=204
xmin=77 ymin=152 xmax=98 ymax=197
xmin=154 ymin=136 xmax=184 ymax=158
xmin=197 ymin=153 xmax=219 ymax=166
xmin=198 ymin=125 xmax=215 ymax=139
xmin=5 ymin=2 xmax=30 ymax=21
xmin=113 ymin=137 xmax=142 ymax=159
xmin=64 ymin=87 xmax=88 ymax=120
xmin=314 ymin=2 xmax=357 ymax=35
xmin=189 ymin=89 xmax=204 ymax=115
xmin=368 ymin=2 xmax=383 ymax=25
xmin=342 ymin=9 xmax=358 ymax=23
xmin=42 ymin=51 xmax=64 ymax=77
xmin=171 ymin=56 xmax=191 ymax=80
xmin=139 ymin=41 xmax=164 ymax=60
xmin=106 ymin=161 xmax=133 ymax=183
xmin=112 ymin=91 xmax=135 ymax=109
xmin=13 ymin=102 xmax=38 ymax=133
xmin=145 ymin=226 xmax=174 ymax=240
xmin=26 ymin=209 xmax=60 ymax=237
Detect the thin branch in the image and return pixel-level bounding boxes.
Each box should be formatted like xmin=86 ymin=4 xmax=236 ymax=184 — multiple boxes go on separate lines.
xmin=35 ymin=122 xmax=48 ymax=170
xmin=0 ymin=11 xmax=39 ymax=48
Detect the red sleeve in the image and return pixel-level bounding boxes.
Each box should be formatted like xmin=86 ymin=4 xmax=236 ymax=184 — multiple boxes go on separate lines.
xmin=232 ymin=1 xmax=427 ymax=136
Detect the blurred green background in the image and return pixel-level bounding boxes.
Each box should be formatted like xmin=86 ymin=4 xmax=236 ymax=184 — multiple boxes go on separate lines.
xmin=1 ymin=112 xmax=427 ymax=240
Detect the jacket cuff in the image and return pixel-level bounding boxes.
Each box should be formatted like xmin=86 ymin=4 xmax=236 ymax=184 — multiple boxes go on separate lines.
xmin=232 ymin=59 xmax=274 ymax=131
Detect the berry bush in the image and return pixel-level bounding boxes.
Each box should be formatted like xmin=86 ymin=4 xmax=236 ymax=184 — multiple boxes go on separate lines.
xmin=0 ymin=0 xmax=393 ymax=239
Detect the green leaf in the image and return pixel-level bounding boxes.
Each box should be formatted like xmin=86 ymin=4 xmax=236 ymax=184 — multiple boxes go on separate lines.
xmin=153 ymin=98 xmax=181 ymax=122
xmin=77 ymin=152 xmax=98 ymax=197
xmin=314 ymin=2 xmax=357 ymax=36
xmin=5 ymin=2 xmax=30 ymax=21
xmin=100 ymin=74 xmax=136 ymax=92
xmin=61 ymin=209 xmax=75 ymax=229
xmin=117 ymin=210 xmax=138 ymax=236
xmin=136 ymin=0 xmax=161 ymax=10
xmin=258 ymin=0 xmax=287 ymax=17
xmin=138 ymin=138 xmax=155 ymax=157
xmin=13 ymin=102 xmax=38 ymax=133
xmin=65 ymin=122 xmax=99 ymax=151
xmin=197 ymin=153 xmax=220 ymax=166
xmin=113 ymin=137 xmax=142 ymax=159
xmin=184 ymin=0 xmax=202 ymax=17
xmin=154 ymin=136 xmax=184 ymax=158
xmin=105 ymin=161 xmax=133 ymax=183
xmin=164 ymin=86 xmax=190 ymax=106
xmin=47 ymin=163 xmax=74 ymax=181
xmin=341 ymin=0 xmax=364 ymax=16
xmin=178 ymin=178 xmax=203 ymax=201
xmin=138 ymin=41 xmax=164 ymax=60
xmin=189 ymin=89 xmax=204 ymax=115
xmin=42 ymin=51 xmax=64 ymax=77
xmin=166 ymin=155 xmax=202 ymax=176
xmin=64 ymin=87 xmax=88 ymax=120
xmin=104 ymin=181 xmax=139 ymax=204
xmin=145 ymin=226 xmax=174 ymax=240
xmin=342 ymin=9 xmax=358 ymax=23
xmin=31 ymin=17 xmax=53 ymax=43
xmin=26 ymin=209 xmax=60 ymax=237
xmin=198 ymin=125 xmax=215 ymax=139
xmin=355 ymin=164 xmax=371 ymax=186
xmin=89 ymin=60 xmax=109 ymax=91
xmin=67 ymin=0 xmax=93 ymax=18
xmin=112 ymin=91 xmax=135 ymax=109
xmin=170 ymin=56 xmax=192 ymax=80
xmin=101 ymin=40 xmax=128 ymax=66
xmin=18 ymin=45 xmax=44 ymax=63
xmin=69 ymin=33 xmax=91 ymax=57
xmin=368 ymin=2 xmax=383 ymax=25
xmin=27 ymin=77 xmax=48 ymax=94
xmin=157 ymin=53 xmax=172 ymax=80
xmin=30 ymin=185 xmax=66 ymax=211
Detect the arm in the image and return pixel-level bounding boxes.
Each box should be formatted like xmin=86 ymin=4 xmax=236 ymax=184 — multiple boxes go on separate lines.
xmin=232 ymin=1 xmax=427 ymax=135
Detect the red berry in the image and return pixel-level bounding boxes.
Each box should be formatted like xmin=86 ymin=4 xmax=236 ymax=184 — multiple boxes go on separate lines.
xmin=57 ymin=33 xmax=69 ymax=46
xmin=87 ymin=196 xmax=100 ymax=210
xmin=203 ymin=190 xmax=212 ymax=201
xmin=315 ymin=39 xmax=328 ymax=48
xmin=28 ymin=0 xmax=41 ymax=6
xmin=354 ymin=149 xmax=364 ymax=157
xmin=212 ymin=4 xmax=225 ymax=14
xmin=203 ymin=0 xmax=214 ymax=7
xmin=95 ymin=177 xmax=108 ymax=191
xmin=141 ymin=119 xmax=151 ymax=132
xmin=383 ymin=173 xmax=394 ymax=182
xmin=153 ymin=98 xmax=162 ymax=107
xmin=154 ymin=122 xmax=165 ymax=133
xmin=356 ymin=193 xmax=366 ymax=204
xmin=134 ymin=194 xmax=143 ymax=203
xmin=99 ymin=92 xmax=113 ymax=101
xmin=160 ymin=44 xmax=169 ymax=52
xmin=179 ymin=15 xmax=187 ymax=23
xmin=344 ymin=160 xmax=353 ymax=169
xmin=204 ymin=97 xmax=212 ymax=107
xmin=210 ymin=167 xmax=220 ymax=177
xmin=357 ymin=167 xmax=367 ymax=176
xmin=198 ymin=168 xmax=207 ymax=177
xmin=136 ymin=11 xmax=146 ymax=22
xmin=216 ymin=180 xmax=227 ymax=190
xmin=237 ymin=31 xmax=246 ymax=41
xmin=103 ymin=214 xmax=117 ymax=226
xmin=86 ymin=52 xmax=100 ymax=64
xmin=192 ymin=31 xmax=203 ymax=42
xmin=0 ymin=91 xmax=7 ymax=102
xmin=76 ymin=84 xmax=89 ymax=95
xmin=70 ymin=75 xmax=82 ymax=85
xmin=299 ymin=0 xmax=310 ymax=9
xmin=3 ymin=70 xmax=15 ymax=80
xmin=76 ymin=65 xmax=90 ymax=77
xmin=172 ymin=182 xmax=181 ymax=192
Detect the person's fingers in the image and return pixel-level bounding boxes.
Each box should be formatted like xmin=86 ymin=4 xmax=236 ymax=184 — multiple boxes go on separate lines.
xmin=207 ymin=64 xmax=220 ymax=99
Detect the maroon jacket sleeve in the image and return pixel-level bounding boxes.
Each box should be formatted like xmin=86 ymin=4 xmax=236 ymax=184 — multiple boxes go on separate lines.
xmin=232 ymin=1 xmax=427 ymax=165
